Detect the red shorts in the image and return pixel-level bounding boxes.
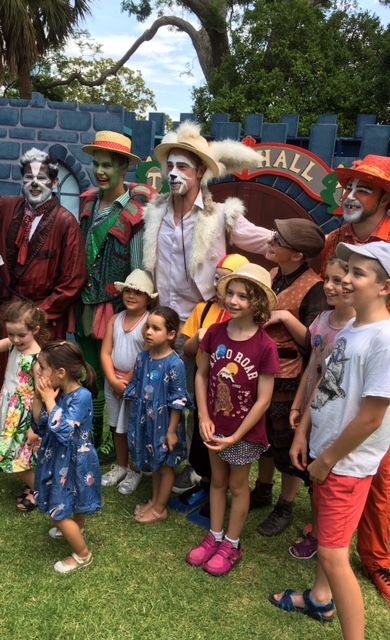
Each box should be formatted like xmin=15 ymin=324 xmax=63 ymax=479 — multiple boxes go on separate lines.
xmin=313 ymin=472 xmax=372 ymax=549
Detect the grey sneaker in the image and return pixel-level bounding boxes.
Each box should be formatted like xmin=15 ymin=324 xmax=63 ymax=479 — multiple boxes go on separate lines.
xmin=117 ymin=469 xmax=143 ymax=495
xmin=172 ymin=465 xmax=201 ymax=494
xmin=49 ymin=526 xmax=85 ymax=539
xmin=101 ymin=464 xmax=128 ymax=487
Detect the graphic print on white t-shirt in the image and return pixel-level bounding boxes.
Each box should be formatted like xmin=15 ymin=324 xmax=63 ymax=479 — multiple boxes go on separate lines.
xmin=311 ymin=337 xmax=350 ymax=410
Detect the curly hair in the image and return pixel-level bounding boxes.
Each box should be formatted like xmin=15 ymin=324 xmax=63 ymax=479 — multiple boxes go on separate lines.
xmin=4 ymin=301 xmax=49 ymax=346
xmin=224 ymin=279 xmax=271 ymax=325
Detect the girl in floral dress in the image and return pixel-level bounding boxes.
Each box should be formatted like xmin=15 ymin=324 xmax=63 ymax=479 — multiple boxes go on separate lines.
xmin=33 ymin=341 xmax=101 ymax=573
xmin=0 ymin=301 xmax=48 ymax=511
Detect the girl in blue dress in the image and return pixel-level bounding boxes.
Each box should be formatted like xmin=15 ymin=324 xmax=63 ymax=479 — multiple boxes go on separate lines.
xmin=32 ymin=341 xmax=101 ymax=573
xmin=126 ymin=306 xmax=189 ymax=524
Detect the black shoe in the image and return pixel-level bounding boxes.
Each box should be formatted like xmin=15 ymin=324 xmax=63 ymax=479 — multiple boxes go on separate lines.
xmin=199 ymin=500 xmax=210 ymax=518
xmin=249 ymin=481 xmax=273 ymax=510
xmin=257 ymin=499 xmax=293 ymax=536
xmin=97 ymin=434 xmax=116 ymax=464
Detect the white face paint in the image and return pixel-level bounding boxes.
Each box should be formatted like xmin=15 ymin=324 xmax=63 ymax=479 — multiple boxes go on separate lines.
xmin=342 ymin=179 xmax=374 ymax=223
xmin=167 ymin=152 xmax=197 ymax=196
xmin=22 ymin=161 xmax=53 ymax=207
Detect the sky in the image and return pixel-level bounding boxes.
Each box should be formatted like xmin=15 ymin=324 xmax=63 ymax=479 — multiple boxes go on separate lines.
xmin=70 ymin=0 xmax=389 ymax=120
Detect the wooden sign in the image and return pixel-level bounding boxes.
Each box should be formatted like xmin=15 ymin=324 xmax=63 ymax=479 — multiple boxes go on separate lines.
xmin=236 ymin=139 xmax=342 ymax=209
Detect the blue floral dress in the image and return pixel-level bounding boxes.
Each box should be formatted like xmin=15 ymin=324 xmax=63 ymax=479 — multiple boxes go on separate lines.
xmin=34 ymin=387 xmax=101 ymax=521
xmin=126 ymin=350 xmax=188 ymax=472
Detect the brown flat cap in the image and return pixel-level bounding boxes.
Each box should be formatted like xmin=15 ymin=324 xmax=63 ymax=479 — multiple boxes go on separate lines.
xmin=274 ymin=218 xmax=325 ymax=258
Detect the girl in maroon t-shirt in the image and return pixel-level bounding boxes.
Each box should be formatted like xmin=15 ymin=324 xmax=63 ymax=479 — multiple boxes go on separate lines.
xmin=186 ymin=264 xmax=279 ymax=576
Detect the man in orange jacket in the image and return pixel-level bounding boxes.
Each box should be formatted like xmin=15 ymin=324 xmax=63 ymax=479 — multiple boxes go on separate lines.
xmin=321 ymin=154 xmax=390 ymax=604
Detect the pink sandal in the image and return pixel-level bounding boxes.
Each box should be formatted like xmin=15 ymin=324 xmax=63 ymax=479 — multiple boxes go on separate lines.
xmin=135 ymin=507 xmax=168 ymax=524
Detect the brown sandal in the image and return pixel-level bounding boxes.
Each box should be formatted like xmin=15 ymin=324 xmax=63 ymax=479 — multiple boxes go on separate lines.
xmin=16 ymin=486 xmax=32 ymax=504
xmin=16 ymin=492 xmax=37 ymax=512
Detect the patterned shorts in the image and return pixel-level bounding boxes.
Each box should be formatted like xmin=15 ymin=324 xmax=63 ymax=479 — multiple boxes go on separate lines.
xmin=216 ymin=434 xmax=268 ymax=465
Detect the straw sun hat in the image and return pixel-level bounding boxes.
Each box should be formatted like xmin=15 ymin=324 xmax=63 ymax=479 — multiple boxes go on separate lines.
xmin=82 ymin=131 xmax=141 ymax=164
xmin=217 ymin=263 xmax=277 ymax=309
xmin=114 ymin=270 xmax=158 ymax=298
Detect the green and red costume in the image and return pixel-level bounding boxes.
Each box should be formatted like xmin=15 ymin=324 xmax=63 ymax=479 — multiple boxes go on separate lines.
xmin=77 ymin=183 xmax=155 ymax=447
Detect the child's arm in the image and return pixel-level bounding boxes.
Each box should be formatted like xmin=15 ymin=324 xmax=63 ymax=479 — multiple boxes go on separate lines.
xmin=183 ymin=328 xmax=208 ymax=357
xmin=195 ymin=351 xmax=215 ymax=442
xmin=265 ymin=310 xmax=309 ymax=347
xmin=289 ymin=404 xmax=312 ymax=471
xmin=166 ymin=409 xmax=181 ymax=452
xmin=289 ymin=365 xmax=310 ymax=428
xmin=32 ymin=393 xmax=43 ymax=424
xmin=101 ymin=314 xmax=127 ymax=397
xmin=308 ymin=395 xmax=389 ymax=483
xmin=206 ymin=374 xmax=275 ymax=452
xmin=0 ymin=337 xmax=11 ymax=353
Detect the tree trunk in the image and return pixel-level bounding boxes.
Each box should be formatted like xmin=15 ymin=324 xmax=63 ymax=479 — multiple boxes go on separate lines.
xmin=17 ymin=60 xmax=32 ymax=99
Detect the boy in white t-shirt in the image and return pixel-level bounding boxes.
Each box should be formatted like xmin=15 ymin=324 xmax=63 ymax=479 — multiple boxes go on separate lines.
xmin=269 ymin=241 xmax=390 ymax=640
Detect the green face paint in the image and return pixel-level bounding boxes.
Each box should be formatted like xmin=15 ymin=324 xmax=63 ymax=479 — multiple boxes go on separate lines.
xmin=92 ymin=151 xmax=126 ymax=193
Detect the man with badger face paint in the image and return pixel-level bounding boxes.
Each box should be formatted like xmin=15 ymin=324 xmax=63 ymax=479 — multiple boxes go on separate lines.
xmin=0 ymin=148 xmax=87 ymax=372
xmin=320 ymin=154 xmax=390 ymax=605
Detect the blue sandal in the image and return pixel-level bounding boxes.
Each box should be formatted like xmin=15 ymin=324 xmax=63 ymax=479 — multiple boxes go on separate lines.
xmin=302 ymin=589 xmax=334 ymax=623
xmin=269 ymin=589 xmax=306 ymax=613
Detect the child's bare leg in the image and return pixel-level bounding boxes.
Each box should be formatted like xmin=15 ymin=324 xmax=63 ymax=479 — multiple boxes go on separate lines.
xmin=134 ymin=471 xmax=158 ymax=516
xmin=280 ymin=472 xmax=301 ymax=502
xmin=53 ymin=517 xmax=90 ymax=567
xmin=257 ymin=456 xmax=275 ymax=483
xmin=209 ymin=451 xmax=229 ymax=533
xmin=73 ymin=514 xmax=86 ymax=530
xmin=318 ymin=545 xmax=364 ymax=640
xmin=19 ymin=469 xmax=35 ymax=490
xmin=114 ymin=432 xmax=129 ymax=468
xmin=226 ymin=463 xmax=251 ymax=540
xmin=153 ymin=465 xmax=175 ymax=514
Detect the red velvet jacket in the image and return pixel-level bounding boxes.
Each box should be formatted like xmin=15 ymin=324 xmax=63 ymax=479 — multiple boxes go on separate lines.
xmin=0 ymin=196 xmax=87 ymax=338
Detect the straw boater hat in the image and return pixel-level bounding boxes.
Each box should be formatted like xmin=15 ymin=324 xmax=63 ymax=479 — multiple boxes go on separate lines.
xmin=154 ymin=123 xmax=220 ymax=177
xmin=154 ymin=121 xmax=260 ymax=185
xmin=335 ymin=155 xmax=390 ymax=193
xmin=114 ymin=269 xmax=158 ymax=298
xmin=82 ymin=131 xmax=141 ymax=164
xmin=217 ymin=263 xmax=277 ymax=309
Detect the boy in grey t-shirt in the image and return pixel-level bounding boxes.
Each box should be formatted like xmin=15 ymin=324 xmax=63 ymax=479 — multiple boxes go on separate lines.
xmin=270 ymin=241 xmax=390 ymax=640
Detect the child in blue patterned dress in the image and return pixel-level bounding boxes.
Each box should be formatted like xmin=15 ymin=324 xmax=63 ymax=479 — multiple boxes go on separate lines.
xmin=127 ymin=306 xmax=189 ymax=525
xmin=32 ymin=341 xmax=101 ymax=573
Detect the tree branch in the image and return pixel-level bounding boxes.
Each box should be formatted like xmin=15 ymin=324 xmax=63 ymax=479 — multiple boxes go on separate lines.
xmin=38 ymin=15 xmax=212 ymax=89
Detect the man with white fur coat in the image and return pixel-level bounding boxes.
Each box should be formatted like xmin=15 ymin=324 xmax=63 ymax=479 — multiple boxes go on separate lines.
xmin=143 ymin=122 xmax=272 ymax=322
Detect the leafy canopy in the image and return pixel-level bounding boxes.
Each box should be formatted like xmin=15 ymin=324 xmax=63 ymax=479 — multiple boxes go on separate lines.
xmin=193 ymin=0 xmax=389 ymax=134
xmin=4 ymin=31 xmax=156 ymax=117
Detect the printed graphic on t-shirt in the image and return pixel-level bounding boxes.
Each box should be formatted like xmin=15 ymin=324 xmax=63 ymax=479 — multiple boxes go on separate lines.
xmin=311 ymin=337 xmax=349 ymax=410
xmin=210 ymin=344 xmax=256 ymax=420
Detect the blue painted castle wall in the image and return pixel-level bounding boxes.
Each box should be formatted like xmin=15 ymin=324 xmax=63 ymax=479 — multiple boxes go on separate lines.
xmin=0 ymin=93 xmax=389 ymax=204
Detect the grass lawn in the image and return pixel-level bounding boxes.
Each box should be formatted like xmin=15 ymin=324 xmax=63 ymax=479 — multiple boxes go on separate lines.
xmin=0 ymin=468 xmax=389 ymax=640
